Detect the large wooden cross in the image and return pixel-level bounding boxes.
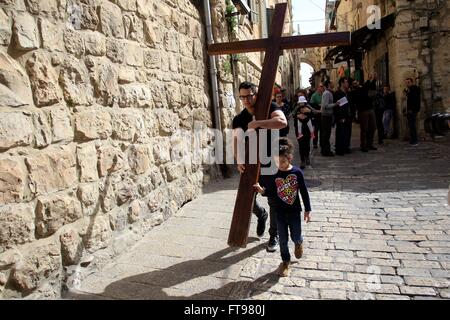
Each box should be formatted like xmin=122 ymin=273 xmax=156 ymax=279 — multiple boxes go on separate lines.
xmin=208 ymin=3 xmax=351 ymax=247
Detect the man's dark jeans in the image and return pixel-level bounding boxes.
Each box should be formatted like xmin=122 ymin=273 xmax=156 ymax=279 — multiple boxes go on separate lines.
xmin=312 ymin=114 xmax=321 ymax=147
xmin=275 ymin=210 xmax=303 ymax=262
xmin=359 ymin=110 xmax=376 ymax=148
xmin=320 ymin=115 xmax=333 ymax=155
xmin=335 ymin=119 xmax=348 ymax=154
xmin=407 ymin=112 xmax=418 ymax=144
xmin=297 ymin=133 xmax=311 ymax=163
xmin=253 ymin=195 xmax=277 ymax=237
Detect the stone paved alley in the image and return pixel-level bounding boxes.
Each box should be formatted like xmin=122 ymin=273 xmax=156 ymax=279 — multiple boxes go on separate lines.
xmin=68 ymin=126 xmax=450 ymax=300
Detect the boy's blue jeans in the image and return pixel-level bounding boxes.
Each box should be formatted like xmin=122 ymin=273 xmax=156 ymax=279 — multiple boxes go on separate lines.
xmin=276 ymin=210 xmax=303 ymax=262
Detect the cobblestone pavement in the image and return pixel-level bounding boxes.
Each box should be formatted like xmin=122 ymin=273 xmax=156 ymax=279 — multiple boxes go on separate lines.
xmin=70 ymin=125 xmax=450 ymax=300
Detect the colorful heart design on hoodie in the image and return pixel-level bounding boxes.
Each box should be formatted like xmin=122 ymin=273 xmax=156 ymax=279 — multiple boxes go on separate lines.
xmin=275 ymin=174 xmax=298 ymax=205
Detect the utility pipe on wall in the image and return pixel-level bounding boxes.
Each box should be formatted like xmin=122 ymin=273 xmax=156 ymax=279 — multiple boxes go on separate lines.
xmin=203 ymin=0 xmax=222 ymax=132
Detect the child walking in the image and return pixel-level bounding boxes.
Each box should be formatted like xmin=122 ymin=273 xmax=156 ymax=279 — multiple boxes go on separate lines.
xmin=296 ymin=96 xmax=315 ymax=139
xmin=294 ymin=96 xmax=315 ymax=169
xmin=254 ymin=138 xmax=312 ymax=277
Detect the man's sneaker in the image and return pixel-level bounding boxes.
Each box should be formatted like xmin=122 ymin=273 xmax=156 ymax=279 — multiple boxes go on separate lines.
xmin=294 ymin=243 xmax=303 ymax=259
xmin=277 ymin=261 xmax=290 ymax=277
xmin=256 ymin=214 xmax=267 ymax=237
xmin=266 ymin=236 xmax=278 ymax=252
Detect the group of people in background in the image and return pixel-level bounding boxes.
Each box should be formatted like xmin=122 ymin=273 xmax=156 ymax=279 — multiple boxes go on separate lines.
xmin=272 ymin=72 xmax=421 ymax=168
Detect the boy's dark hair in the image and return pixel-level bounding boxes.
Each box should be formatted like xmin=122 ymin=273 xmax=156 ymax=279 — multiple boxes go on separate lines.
xmin=277 ymin=137 xmax=294 ymax=157
xmin=239 ymin=81 xmax=257 ymax=93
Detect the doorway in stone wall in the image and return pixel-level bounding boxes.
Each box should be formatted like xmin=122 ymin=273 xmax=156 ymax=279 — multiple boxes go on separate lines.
xmin=374 ymin=52 xmax=389 ymax=87
xmin=374 ymin=52 xmax=398 ymax=138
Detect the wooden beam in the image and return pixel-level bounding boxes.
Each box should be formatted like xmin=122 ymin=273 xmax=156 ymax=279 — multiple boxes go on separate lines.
xmin=207 ymin=32 xmax=351 ymax=56
xmin=207 ymin=39 xmax=270 ymax=55
xmin=280 ymin=32 xmax=351 ymax=50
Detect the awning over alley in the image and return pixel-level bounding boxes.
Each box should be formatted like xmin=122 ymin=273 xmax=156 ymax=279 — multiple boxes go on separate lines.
xmin=325 ymin=13 xmax=396 ymax=63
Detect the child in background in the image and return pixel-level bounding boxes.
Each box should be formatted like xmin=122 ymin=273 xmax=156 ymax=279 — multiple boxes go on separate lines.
xmin=294 ymin=96 xmax=315 ymax=169
xmin=296 ymin=96 xmax=315 ymax=140
xmin=254 ymin=138 xmax=312 ymax=277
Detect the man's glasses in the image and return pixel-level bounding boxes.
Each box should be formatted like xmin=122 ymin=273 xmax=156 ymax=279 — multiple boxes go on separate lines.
xmin=239 ymin=94 xmax=255 ymax=100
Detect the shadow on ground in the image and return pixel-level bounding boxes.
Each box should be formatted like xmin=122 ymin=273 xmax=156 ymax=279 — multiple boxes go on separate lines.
xmin=64 ymin=241 xmax=280 ymax=300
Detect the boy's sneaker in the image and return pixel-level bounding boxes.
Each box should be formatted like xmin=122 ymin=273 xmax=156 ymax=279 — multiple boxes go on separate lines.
xmin=266 ymin=236 xmax=278 ymax=252
xmin=256 ymin=214 xmax=267 ymax=237
xmin=277 ymin=261 xmax=290 ymax=277
xmin=294 ymin=242 xmax=303 ymax=259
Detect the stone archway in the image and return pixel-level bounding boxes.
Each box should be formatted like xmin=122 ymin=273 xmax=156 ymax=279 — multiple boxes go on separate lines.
xmin=296 ymin=47 xmax=323 ymax=90
xmin=299 ymin=61 xmax=315 ymax=89
xmin=300 ymin=58 xmax=318 ymax=72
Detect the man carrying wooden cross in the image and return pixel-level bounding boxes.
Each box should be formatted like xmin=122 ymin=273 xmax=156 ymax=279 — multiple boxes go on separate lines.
xmin=208 ymin=2 xmax=350 ymax=248
xmin=232 ymin=81 xmax=287 ymax=252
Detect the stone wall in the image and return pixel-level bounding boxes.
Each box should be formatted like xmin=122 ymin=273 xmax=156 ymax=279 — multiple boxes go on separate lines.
xmin=392 ymin=0 xmax=450 ymax=139
xmin=0 ymin=0 xmax=219 ymax=298
xmin=210 ymin=0 xmax=263 ymax=132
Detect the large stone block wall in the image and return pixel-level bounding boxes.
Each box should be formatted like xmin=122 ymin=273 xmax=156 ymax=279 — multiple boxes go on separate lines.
xmin=210 ymin=0 xmax=263 ymax=131
xmin=392 ymin=0 xmax=450 ymax=138
xmin=359 ymin=0 xmax=449 ymax=140
xmin=0 ymin=0 xmax=218 ymax=298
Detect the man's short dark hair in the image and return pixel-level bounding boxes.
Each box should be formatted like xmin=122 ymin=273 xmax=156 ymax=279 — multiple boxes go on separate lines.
xmin=323 ymin=79 xmax=331 ymax=88
xmin=239 ymin=81 xmax=257 ymax=93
